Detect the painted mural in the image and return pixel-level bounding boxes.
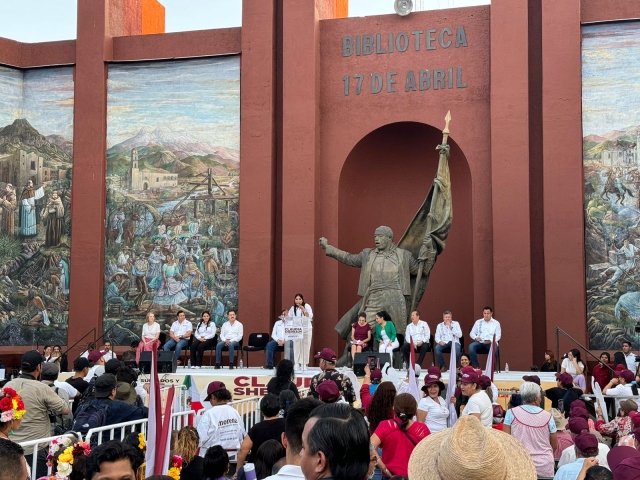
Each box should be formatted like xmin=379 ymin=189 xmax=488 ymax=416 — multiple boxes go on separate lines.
xmin=0 ymin=66 xmax=74 ymax=347
xmin=584 ymin=21 xmax=640 ymax=349
xmin=104 ymin=57 xmax=240 ymax=345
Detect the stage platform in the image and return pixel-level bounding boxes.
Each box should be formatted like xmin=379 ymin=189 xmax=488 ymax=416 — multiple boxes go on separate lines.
xmin=61 ymin=367 xmax=557 ymax=401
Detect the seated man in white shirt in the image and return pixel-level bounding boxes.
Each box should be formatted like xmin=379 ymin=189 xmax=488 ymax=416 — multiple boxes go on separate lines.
xmin=468 ymin=306 xmax=501 ymax=368
xmin=266 ymin=310 xmax=289 ymax=369
xmin=400 ymin=310 xmax=431 ymax=367
xmin=163 ymin=311 xmax=193 ymax=363
xmin=215 ymin=310 xmax=243 ymax=369
xmin=101 ymin=340 xmax=117 ymax=362
xmin=434 ymin=310 xmax=463 ymax=372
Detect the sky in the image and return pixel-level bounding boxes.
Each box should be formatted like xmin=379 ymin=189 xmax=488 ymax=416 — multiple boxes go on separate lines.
xmin=107 ymin=57 xmax=240 ymax=150
xmin=582 ymin=21 xmax=640 ymax=137
xmin=0 ymin=0 xmax=490 ymax=43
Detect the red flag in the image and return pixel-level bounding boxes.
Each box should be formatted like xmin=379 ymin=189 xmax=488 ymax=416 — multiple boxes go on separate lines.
xmin=156 ymin=385 xmax=175 ymax=474
xmin=146 ymin=343 xmax=162 ymax=477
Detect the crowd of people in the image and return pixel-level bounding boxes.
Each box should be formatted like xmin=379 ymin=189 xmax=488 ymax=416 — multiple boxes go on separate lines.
xmin=5 ymin=303 xmax=640 ymax=480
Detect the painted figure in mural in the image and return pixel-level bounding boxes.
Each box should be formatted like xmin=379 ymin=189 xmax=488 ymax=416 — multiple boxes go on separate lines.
xmin=106 ymin=271 xmax=129 ymax=311
xmin=147 ymin=246 xmax=166 ymax=284
xmin=220 ymin=230 xmax=235 ymax=267
xmin=58 ymin=259 xmax=69 ymax=298
xmin=602 ymin=168 xmax=634 ymax=205
xmin=20 ymin=180 xmax=43 ymax=236
xmin=203 ymin=248 xmax=219 ymax=287
xmin=41 ymin=191 xmax=65 ymax=247
xmin=132 ymin=250 xmax=149 ymax=310
xmin=599 ymin=238 xmax=640 ymax=290
xmin=148 ymin=253 xmax=189 ymax=309
xmin=0 ymin=183 xmax=17 ymax=236
xmin=183 ymin=255 xmax=205 ymax=301
xmin=117 ymin=248 xmax=132 ymax=273
xmin=189 ymin=218 xmax=200 ymax=235
xmin=24 ymin=290 xmax=50 ymax=326
xmin=111 ymin=206 xmax=126 ymax=244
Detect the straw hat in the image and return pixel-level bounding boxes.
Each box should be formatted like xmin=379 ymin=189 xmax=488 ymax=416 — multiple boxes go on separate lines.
xmin=551 ymin=408 xmax=568 ymax=431
xmin=408 ymin=416 xmax=537 ymax=480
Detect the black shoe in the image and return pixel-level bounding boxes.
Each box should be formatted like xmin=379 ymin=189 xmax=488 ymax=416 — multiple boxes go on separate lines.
xmin=214 ymin=364 xmax=221 ymax=369
xmin=265 ymin=364 xmax=274 ymax=369
xmin=229 ymin=364 xmax=234 ymax=370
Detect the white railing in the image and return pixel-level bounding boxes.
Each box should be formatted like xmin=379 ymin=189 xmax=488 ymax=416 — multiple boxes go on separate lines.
xmin=229 ymin=396 xmax=261 ymax=432
xmin=159 ymin=385 xmax=188 ymax=411
xmin=20 ymin=432 xmax=80 ymax=479
xmin=85 ymin=410 xmax=195 ymax=446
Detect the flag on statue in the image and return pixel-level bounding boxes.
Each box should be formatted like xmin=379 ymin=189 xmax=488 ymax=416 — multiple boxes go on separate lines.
xmin=183 ymin=375 xmax=203 ymax=412
xmin=407 ymin=337 xmax=421 ymax=403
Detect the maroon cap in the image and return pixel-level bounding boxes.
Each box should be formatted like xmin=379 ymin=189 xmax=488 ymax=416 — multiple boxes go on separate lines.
xmin=555 ymin=372 xmax=573 ymax=385
xmin=88 ymin=350 xmax=105 ymax=363
xmin=314 ymin=348 xmax=337 ymax=362
xmin=570 ymin=399 xmax=586 ymax=411
xmin=619 ymin=369 xmax=636 ymax=383
xmin=461 ymin=366 xmax=476 ymax=375
xmin=634 ymin=425 xmax=640 ymax=437
xmin=422 ymin=371 xmax=445 ymax=392
xmin=370 ymin=369 xmax=382 ymax=381
xmin=492 ymin=404 xmax=506 ymax=420
xmin=460 ymin=371 xmax=479 ymax=385
xmin=205 ymin=381 xmax=226 ymax=400
xmin=570 ymin=407 xmax=590 ymax=421
xmin=316 ymin=380 xmax=340 ymax=403
xmin=631 ymin=411 xmax=640 ymax=428
xmin=616 ymin=363 xmax=626 ymax=373
xmin=522 ymin=375 xmax=541 ymax=386
xmin=608 ymin=446 xmax=640 ymax=477
xmin=574 ymin=432 xmax=599 ymax=454
xmin=615 ymin=458 xmax=640 ymax=480
xmin=427 ymin=366 xmax=441 ymax=378
xmin=478 ymin=375 xmax=492 ymax=389
xmin=567 ymin=417 xmax=589 ymax=435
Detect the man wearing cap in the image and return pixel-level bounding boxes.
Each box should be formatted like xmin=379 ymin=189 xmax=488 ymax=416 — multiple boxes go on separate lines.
xmin=401 ymin=310 xmax=431 ymax=368
xmin=316 ymin=381 xmax=341 ymax=404
xmin=554 ymin=432 xmax=601 ymax=480
xmin=4 ymin=350 xmax=69 ymax=478
xmin=87 ymin=350 xmax=106 ymax=379
xmin=80 ymin=374 xmax=148 ymax=429
xmin=558 ymin=417 xmax=610 ymax=470
xmin=197 ymin=381 xmax=245 ymax=457
xmin=602 ymin=368 xmax=637 ymax=412
xmin=608 ymin=445 xmax=640 ymax=479
xmin=545 ymin=372 xmax=584 ymax=418
xmin=309 ymin=348 xmax=356 ymax=406
xmin=164 ymin=310 xmax=193 ymax=364
xmin=41 ymin=363 xmax=74 ymax=434
xmin=434 ymin=310 xmax=462 ymax=372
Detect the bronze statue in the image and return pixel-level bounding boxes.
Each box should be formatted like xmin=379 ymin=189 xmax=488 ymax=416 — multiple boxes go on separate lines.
xmin=319 ymin=112 xmax=453 ymax=364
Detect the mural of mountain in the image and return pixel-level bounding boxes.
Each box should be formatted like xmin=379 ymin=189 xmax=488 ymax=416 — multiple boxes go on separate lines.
xmin=45 ymin=134 xmax=74 ymax=157
xmin=0 ymin=118 xmax=72 ymax=164
xmin=108 ymin=126 xmax=239 ymax=168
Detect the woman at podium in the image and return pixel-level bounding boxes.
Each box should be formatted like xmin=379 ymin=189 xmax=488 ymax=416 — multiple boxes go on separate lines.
xmin=287 ymin=293 xmax=313 ymax=370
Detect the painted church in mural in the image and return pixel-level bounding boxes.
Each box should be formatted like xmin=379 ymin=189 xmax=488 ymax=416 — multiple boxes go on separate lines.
xmin=584 ymin=21 xmax=640 ymax=349
xmin=0 ymin=66 xmax=74 ymax=347
xmin=104 ymin=56 xmax=240 ymax=345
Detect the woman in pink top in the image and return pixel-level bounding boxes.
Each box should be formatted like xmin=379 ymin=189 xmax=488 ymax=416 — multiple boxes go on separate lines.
xmin=371 ymin=393 xmax=430 ymax=478
xmin=503 ymin=382 xmax=558 ymax=477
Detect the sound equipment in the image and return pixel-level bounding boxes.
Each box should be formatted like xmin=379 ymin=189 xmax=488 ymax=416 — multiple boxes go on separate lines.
xmin=394 ymin=0 xmax=413 ymax=16
xmin=353 ymin=352 xmax=392 ymax=377
xmin=139 ymin=351 xmax=177 ymax=374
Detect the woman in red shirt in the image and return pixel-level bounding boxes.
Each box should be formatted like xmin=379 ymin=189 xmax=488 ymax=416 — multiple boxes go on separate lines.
xmin=592 ymin=352 xmax=613 ymax=390
xmin=371 ymin=393 xmax=430 ymax=478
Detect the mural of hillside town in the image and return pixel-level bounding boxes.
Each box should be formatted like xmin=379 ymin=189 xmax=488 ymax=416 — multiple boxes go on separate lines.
xmin=0 ymin=66 xmax=74 ymax=347
xmin=584 ymin=21 xmax=640 ymax=349
xmin=104 ymin=57 xmax=240 ymax=345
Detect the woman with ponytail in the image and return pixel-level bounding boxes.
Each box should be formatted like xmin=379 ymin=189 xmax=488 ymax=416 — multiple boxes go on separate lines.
xmin=370 ymin=393 xmax=430 ymax=479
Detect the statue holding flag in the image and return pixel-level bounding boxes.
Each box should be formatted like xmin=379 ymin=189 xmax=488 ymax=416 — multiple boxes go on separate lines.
xmin=319 ymin=112 xmax=454 ymax=366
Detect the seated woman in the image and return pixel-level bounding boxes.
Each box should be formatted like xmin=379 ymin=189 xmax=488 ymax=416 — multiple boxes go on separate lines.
xmin=561 ymin=349 xmax=586 ymax=391
xmin=541 ymin=349 xmax=559 ymax=372
xmin=592 ymin=352 xmax=613 ymax=391
xmin=375 ymin=311 xmax=399 ymax=355
xmin=351 ymin=313 xmax=372 ymax=361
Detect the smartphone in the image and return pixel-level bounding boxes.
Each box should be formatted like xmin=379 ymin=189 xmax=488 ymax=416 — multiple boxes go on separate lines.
xmin=368 ymin=356 xmax=376 ymax=370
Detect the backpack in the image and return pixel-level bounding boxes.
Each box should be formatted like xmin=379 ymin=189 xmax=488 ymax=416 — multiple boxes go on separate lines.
xmin=69 ymin=401 xmax=109 ymax=443
xmin=76 ymin=376 xmax=97 ymax=409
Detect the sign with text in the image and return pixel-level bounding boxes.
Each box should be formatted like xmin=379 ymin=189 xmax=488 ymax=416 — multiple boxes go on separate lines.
xmin=341 ymin=26 xmax=469 ymax=96
xmin=284 ymin=318 xmax=304 ymax=341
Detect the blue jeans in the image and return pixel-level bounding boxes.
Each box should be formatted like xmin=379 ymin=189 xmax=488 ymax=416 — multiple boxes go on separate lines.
xmin=164 ymin=338 xmax=189 ymax=360
xmin=216 ymin=340 xmax=240 ymax=364
xmin=468 ymin=341 xmax=498 ymax=368
xmin=266 ymin=340 xmax=294 ymax=366
xmin=435 ymin=341 xmax=462 ymax=368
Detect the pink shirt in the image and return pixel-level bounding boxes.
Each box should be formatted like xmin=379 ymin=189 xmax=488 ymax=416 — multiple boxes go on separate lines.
xmin=374 ymin=419 xmax=430 ymax=476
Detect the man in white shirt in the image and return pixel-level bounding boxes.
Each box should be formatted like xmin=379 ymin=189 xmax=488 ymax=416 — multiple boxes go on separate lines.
xmin=215 ymin=310 xmax=243 ymax=369
xmin=163 ymin=310 xmax=193 ymax=363
xmin=621 ymin=341 xmax=638 ymax=371
xmin=434 ymin=310 xmax=463 ymax=371
xmin=400 ymin=310 xmax=431 ymax=367
xmin=264 ymin=397 xmax=321 ymax=480
xmin=468 ymin=306 xmax=501 ymax=368
xmin=603 ymin=369 xmax=637 ymax=411
xmin=79 ymin=342 xmax=96 ymax=359
xmin=101 ymin=340 xmax=117 ymax=362
xmin=266 ymin=310 xmax=288 ymax=369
